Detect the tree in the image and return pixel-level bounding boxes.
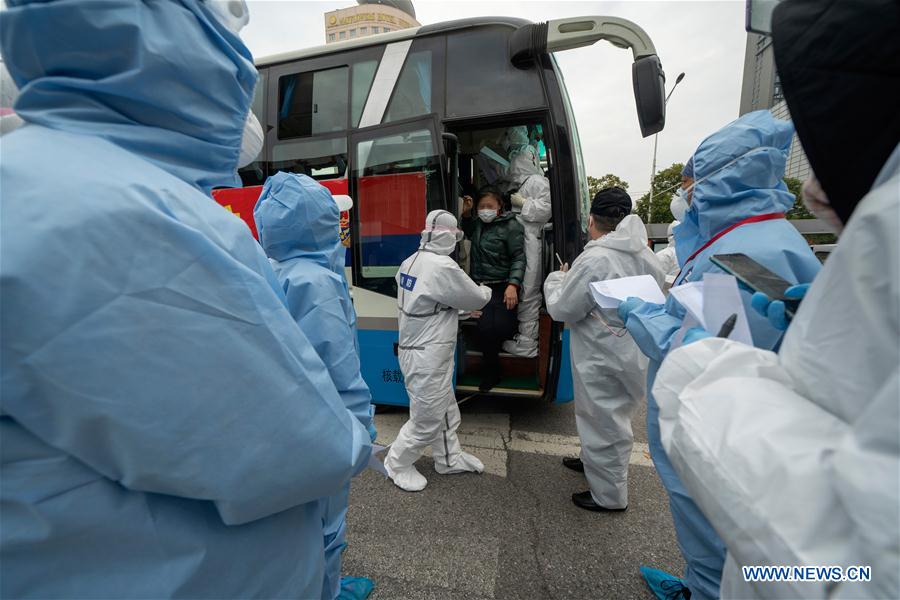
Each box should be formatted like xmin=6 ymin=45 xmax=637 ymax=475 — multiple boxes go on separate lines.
xmin=784 ymin=176 xmax=813 ymax=219
xmin=588 ymin=174 xmax=629 ymax=198
xmin=633 ymin=162 xmax=684 ymax=224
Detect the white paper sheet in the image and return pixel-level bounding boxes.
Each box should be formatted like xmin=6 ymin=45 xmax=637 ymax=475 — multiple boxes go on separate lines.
xmin=669 ymin=281 xmax=705 ymax=324
xmin=590 ymin=275 xmax=666 ymax=309
xmin=702 ymin=273 xmax=753 ymax=345
xmin=668 ymin=274 xmax=752 ymax=348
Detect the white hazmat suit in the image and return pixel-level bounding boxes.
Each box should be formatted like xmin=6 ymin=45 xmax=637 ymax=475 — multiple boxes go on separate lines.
xmin=655 ymin=221 xmax=680 ymax=282
xmin=502 ymin=138 xmax=552 ymax=357
xmin=544 ymin=215 xmax=665 ymax=508
xmin=652 ymin=145 xmax=900 ymax=598
xmin=385 ymin=210 xmax=492 ymax=492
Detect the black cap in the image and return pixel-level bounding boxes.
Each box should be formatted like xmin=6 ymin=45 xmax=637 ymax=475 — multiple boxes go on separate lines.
xmin=591 ymin=187 xmax=632 ymax=218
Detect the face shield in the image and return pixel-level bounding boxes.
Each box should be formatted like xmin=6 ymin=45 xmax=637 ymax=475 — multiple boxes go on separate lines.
xmin=423 ymin=210 xmax=464 ymax=242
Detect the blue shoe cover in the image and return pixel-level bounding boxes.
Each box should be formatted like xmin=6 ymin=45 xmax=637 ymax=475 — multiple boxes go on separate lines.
xmin=337 ymin=576 xmax=375 ymax=600
xmin=640 ymin=566 xmax=690 ymax=600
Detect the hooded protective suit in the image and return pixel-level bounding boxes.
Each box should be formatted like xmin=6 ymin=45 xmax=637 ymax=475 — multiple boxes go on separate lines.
xmin=0 ymin=2 xmax=370 ymax=598
xmin=622 ymin=111 xmax=822 ymax=600
xmin=654 ymin=145 xmax=900 ymax=599
xmin=651 ymin=2 xmax=900 ymax=595
xmin=254 ymin=172 xmax=374 ymax=600
xmin=385 ymin=211 xmax=492 ymax=492
xmin=655 ymin=221 xmax=680 ymax=280
xmin=544 ymin=215 xmax=664 ymax=508
xmin=501 ymin=128 xmax=552 ymax=357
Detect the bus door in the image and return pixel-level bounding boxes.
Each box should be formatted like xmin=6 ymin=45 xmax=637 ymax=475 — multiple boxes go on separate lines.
xmin=348 ymin=114 xmax=448 ymax=405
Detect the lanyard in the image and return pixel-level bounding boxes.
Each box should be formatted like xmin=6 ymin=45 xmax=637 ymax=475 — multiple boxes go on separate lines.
xmin=675 ymin=212 xmax=785 ymax=285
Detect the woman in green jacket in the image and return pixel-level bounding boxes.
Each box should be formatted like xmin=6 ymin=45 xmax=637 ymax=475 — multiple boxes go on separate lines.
xmin=461 ymin=187 xmax=526 ymax=391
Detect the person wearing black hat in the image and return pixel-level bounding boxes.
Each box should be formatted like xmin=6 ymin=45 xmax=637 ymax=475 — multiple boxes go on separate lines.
xmin=543 ymin=187 xmax=665 ymax=512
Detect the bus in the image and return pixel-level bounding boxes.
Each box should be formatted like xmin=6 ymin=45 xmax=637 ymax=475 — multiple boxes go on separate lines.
xmin=213 ymin=15 xmax=667 ymax=406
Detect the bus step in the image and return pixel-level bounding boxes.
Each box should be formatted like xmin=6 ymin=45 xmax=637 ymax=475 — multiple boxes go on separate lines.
xmin=464 ymin=350 xmax=534 ymax=360
xmin=456 ymin=384 xmax=543 ymax=398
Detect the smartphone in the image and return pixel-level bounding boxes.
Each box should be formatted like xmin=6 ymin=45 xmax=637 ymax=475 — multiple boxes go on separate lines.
xmin=710 ymin=253 xmax=798 ymax=314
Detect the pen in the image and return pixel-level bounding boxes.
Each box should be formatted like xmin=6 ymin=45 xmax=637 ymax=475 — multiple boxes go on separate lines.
xmin=717 ymin=313 xmax=738 ymax=338
xmin=555 ymin=252 xmax=564 ymax=267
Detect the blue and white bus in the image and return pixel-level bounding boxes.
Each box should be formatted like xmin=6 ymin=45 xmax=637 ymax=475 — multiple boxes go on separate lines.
xmin=213 ymin=15 xmax=667 ymax=406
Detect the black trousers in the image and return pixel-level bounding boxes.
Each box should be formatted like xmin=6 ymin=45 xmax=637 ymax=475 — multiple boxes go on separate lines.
xmin=476 ymin=282 xmax=518 ymax=375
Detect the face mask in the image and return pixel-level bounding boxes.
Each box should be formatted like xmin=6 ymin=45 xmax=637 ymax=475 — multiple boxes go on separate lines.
xmin=237 ymin=111 xmax=263 ymax=168
xmin=802 ymin=176 xmax=843 ymax=235
xmin=670 ymin=190 xmax=689 ymax=222
xmin=204 ymin=0 xmax=250 ymax=35
xmin=478 ymin=209 xmax=498 ymax=223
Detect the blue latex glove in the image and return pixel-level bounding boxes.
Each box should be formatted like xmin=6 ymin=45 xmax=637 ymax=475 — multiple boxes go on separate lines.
xmin=682 ymin=327 xmax=713 ymax=345
xmin=750 ymin=284 xmax=810 ymax=331
xmin=618 ymin=296 xmax=645 ymax=324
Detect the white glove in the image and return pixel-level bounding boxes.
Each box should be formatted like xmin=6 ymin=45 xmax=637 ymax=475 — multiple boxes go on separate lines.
xmin=510 ymin=192 xmax=526 ymax=208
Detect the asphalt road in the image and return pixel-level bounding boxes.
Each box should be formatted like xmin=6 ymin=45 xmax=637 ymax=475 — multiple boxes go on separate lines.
xmin=343 ymin=395 xmax=685 ymax=600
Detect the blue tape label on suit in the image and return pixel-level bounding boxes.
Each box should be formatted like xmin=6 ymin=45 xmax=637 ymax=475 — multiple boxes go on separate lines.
xmin=399 ymin=273 xmax=417 ymax=291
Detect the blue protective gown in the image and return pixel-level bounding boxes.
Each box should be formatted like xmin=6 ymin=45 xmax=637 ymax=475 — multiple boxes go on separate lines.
xmin=0 ymin=2 xmax=371 ymax=598
xmin=625 ymin=110 xmax=822 ymax=600
xmin=254 ymin=173 xmax=375 ymax=600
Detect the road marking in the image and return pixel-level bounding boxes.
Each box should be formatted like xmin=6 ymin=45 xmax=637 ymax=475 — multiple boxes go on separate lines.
xmin=373 ymin=412 xmax=655 ymax=477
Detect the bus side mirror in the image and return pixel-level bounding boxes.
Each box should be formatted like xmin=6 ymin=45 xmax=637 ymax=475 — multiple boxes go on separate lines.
xmin=746 ymin=0 xmax=781 ymax=34
xmin=632 ymin=55 xmax=666 ymax=137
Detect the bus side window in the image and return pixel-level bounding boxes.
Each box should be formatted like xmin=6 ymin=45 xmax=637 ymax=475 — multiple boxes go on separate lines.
xmin=271 ymin=136 xmax=347 ymax=180
xmin=384 ymin=50 xmax=432 ymax=124
xmin=278 ymin=67 xmax=349 ymax=139
xmin=351 ymin=60 xmax=379 ymax=127
xmin=446 ymin=26 xmax=545 ymax=119
xmin=354 ymin=126 xmax=443 ymax=296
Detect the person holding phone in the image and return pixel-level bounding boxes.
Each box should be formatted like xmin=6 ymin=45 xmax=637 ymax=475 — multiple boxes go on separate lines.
xmin=617 ymin=110 xmax=822 ymax=600
xmin=461 ymin=187 xmax=525 ymax=392
xmin=650 ymin=1 xmax=899 ymax=597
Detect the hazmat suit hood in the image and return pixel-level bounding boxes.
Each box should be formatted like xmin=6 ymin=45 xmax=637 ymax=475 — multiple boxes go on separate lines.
xmin=595 ymin=214 xmax=650 ymax=254
xmin=0 ymin=0 xmax=258 ymax=193
xmin=504 ymin=147 xmax=542 ymax=187
xmin=667 ymin=220 xmax=678 ymax=245
xmin=419 ymin=210 xmax=461 ymax=256
xmin=674 ymin=111 xmax=795 ymax=267
xmin=502 ymin=126 xmax=530 ymax=157
xmin=255 ymin=172 xmax=344 ymax=274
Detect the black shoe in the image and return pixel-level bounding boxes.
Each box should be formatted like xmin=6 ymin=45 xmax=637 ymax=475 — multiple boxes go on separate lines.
xmin=571 ymin=491 xmax=627 ymax=513
xmin=479 ymin=371 xmax=501 ymax=392
xmin=562 ymin=457 xmax=584 ymax=472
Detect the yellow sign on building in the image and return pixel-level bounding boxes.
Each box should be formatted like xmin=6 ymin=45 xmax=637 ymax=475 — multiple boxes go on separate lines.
xmin=324 ymin=3 xmax=420 ymax=44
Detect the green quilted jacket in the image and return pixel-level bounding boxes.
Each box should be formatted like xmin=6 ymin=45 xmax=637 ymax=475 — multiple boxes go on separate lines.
xmin=461 ymin=212 xmax=525 ymax=287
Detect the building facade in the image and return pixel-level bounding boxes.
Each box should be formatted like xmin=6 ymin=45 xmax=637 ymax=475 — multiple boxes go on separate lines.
xmin=324 ymin=2 xmax=419 ymax=44
xmin=739 ymin=32 xmax=810 ymax=180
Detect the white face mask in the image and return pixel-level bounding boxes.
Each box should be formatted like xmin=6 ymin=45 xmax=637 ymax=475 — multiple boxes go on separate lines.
xmin=670 ymin=190 xmax=689 ymax=222
xmin=478 ymin=209 xmax=498 ymax=223
xmin=237 ymin=111 xmax=263 ymax=168
xmin=205 ymin=0 xmax=250 ymax=35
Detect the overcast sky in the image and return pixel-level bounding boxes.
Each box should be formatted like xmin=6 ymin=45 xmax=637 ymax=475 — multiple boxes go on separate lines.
xmin=242 ymin=0 xmax=748 ymax=197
